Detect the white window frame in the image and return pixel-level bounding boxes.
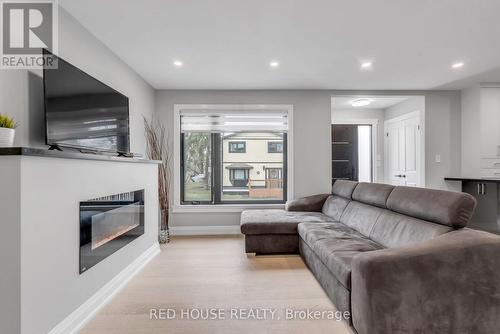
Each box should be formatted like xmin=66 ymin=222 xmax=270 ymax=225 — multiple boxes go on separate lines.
xmin=173 ymin=104 xmax=294 ymax=213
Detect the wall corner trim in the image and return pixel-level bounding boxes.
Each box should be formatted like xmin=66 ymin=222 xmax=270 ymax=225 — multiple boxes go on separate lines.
xmin=48 ymin=243 xmax=161 ymax=334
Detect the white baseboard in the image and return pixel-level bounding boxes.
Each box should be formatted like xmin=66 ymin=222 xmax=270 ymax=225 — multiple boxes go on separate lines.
xmin=48 ymin=243 xmax=161 ymax=334
xmin=170 ymin=225 xmax=241 ymax=236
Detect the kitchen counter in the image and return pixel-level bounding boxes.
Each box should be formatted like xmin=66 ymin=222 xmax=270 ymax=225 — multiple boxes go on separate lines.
xmin=445 ymin=176 xmax=500 ymax=182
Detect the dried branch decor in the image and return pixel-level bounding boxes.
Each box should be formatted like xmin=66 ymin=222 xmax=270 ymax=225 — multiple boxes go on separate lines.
xmin=144 ymin=116 xmax=171 ymax=243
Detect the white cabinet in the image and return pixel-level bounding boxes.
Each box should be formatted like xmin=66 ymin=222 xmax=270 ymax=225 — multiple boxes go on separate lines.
xmin=480 ymin=87 xmax=500 ymax=158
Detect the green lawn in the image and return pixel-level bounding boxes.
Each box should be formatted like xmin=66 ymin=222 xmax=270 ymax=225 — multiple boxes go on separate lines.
xmin=184 ymin=182 xmax=212 ymax=201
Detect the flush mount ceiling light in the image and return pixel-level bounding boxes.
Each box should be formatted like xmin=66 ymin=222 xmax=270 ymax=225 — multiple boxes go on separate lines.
xmin=269 ymin=61 xmax=279 ymax=68
xmin=451 ymin=62 xmax=464 ymax=69
xmin=173 ymin=60 xmax=183 ymax=67
xmin=360 ymin=61 xmax=373 ymax=70
xmin=351 ymin=98 xmax=372 ymax=107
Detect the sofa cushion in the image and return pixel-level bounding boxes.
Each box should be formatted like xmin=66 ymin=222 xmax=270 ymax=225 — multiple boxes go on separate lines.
xmin=352 ymin=182 xmax=394 ymax=208
xmin=285 ymin=193 xmax=330 ymax=212
xmin=322 ymin=195 xmax=351 ymax=221
xmin=331 ymin=180 xmax=358 ymax=199
xmin=298 ymin=222 xmax=383 ymax=289
xmin=340 ymin=201 xmax=385 ymax=237
xmin=369 ymin=210 xmax=454 ymax=248
xmin=240 ymin=209 xmax=336 ymax=235
xmin=386 ymin=186 xmax=477 ymax=228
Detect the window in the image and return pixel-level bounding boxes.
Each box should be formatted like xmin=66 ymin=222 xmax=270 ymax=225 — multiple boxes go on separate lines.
xmin=177 ymin=105 xmax=291 ymax=206
xmin=181 ymin=132 xmax=212 ymax=202
xmin=229 ymin=168 xmax=249 ymax=187
xmin=229 ymin=141 xmax=246 ymax=153
xmin=268 ymin=141 xmax=283 ymax=153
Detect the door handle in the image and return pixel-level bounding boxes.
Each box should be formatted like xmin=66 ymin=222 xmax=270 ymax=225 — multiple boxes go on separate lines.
xmin=477 ymin=183 xmax=486 ymax=195
xmin=394 ymin=174 xmax=403 ymax=178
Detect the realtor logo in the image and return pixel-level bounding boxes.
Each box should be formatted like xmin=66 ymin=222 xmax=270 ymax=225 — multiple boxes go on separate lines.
xmin=1 ymin=0 xmax=58 ymax=68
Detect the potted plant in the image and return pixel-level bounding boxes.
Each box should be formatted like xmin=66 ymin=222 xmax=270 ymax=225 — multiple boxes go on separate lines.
xmin=0 ymin=114 xmax=17 ymax=147
xmin=144 ymin=116 xmax=171 ymax=244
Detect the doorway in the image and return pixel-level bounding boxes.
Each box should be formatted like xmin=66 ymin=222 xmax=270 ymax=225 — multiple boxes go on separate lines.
xmin=331 ymin=95 xmax=425 ymax=186
xmin=331 ymin=124 xmax=373 ymax=183
xmin=384 ymin=111 xmax=424 ymax=187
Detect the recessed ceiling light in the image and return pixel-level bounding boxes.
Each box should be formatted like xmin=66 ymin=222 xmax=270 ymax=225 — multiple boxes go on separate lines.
xmin=361 ymin=61 xmax=373 ymax=69
xmin=451 ymin=62 xmax=464 ymax=69
xmin=173 ymin=60 xmax=183 ymax=67
xmin=269 ymin=61 xmax=279 ymax=68
xmin=351 ymin=98 xmax=372 ymax=107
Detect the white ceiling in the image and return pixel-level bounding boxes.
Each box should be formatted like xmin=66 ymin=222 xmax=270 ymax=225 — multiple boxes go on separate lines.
xmin=331 ymin=96 xmax=410 ymax=110
xmin=60 ymin=0 xmax=500 ymax=90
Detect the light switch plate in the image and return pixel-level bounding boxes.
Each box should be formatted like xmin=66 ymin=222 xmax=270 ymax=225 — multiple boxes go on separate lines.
xmin=435 ymin=154 xmax=441 ymax=163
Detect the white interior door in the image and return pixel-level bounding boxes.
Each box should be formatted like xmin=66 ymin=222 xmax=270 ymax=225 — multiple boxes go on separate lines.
xmin=385 ymin=113 xmax=422 ymax=187
xmin=402 ymin=117 xmax=420 ymax=186
xmin=387 ymin=122 xmax=404 ymax=185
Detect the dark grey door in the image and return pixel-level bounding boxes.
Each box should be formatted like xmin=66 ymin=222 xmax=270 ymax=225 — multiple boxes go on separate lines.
xmin=332 ymin=124 xmax=359 ymax=184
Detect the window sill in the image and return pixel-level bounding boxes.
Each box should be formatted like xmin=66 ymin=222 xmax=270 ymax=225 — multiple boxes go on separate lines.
xmin=171 ymin=203 xmax=285 ymax=213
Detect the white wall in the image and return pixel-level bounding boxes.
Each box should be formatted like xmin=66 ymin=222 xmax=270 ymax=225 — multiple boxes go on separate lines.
xmin=0 ymin=7 xmax=155 ymax=155
xmin=385 ymin=96 xmax=425 ymax=120
xmin=4 ymin=157 xmax=158 ymax=334
xmin=331 ymin=108 xmax=385 ymax=182
xmin=0 ymin=158 xmax=21 ymax=334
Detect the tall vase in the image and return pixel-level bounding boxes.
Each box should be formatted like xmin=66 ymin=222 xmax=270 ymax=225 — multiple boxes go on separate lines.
xmin=159 ymin=209 xmax=170 ymax=244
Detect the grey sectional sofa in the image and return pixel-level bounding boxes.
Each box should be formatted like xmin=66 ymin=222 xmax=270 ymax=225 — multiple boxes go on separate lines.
xmin=240 ymin=180 xmax=500 ymax=334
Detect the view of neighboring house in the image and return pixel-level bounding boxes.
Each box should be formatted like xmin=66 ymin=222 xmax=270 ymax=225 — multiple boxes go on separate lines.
xmin=222 ymin=132 xmax=284 ymax=200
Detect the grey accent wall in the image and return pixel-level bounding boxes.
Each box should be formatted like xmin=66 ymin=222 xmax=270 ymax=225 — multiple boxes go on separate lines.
xmin=425 ymin=91 xmax=462 ymax=189
xmin=155 ymin=89 xmax=462 ymax=228
xmin=0 ymin=7 xmax=155 ymax=155
xmin=155 ymin=90 xmax=333 ymax=228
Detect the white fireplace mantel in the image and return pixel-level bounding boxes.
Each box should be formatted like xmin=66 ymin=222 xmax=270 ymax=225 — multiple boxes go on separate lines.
xmin=0 ymin=152 xmax=160 ymax=334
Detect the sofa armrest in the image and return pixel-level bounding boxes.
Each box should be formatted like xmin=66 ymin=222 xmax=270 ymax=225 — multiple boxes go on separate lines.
xmin=285 ymin=194 xmax=330 ymax=212
xmin=351 ymin=229 xmax=500 ymax=334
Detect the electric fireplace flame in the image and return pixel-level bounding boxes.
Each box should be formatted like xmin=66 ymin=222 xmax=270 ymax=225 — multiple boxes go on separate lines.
xmin=79 ymin=190 xmax=145 ymax=273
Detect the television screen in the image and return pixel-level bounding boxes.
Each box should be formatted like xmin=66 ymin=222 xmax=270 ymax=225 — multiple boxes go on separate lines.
xmin=43 ymin=50 xmax=130 ymax=153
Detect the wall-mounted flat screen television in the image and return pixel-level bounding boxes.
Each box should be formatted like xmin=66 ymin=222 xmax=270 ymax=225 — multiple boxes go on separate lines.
xmin=43 ymin=50 xmax=130 ymax=153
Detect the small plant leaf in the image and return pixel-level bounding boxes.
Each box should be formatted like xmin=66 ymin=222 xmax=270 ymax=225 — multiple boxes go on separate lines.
xmin=0 ymin=114 xmax=17 ymax=129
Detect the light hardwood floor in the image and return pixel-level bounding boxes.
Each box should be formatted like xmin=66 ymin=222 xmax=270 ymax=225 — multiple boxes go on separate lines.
xmin=81 ymin=236 xmax=353 ymax=334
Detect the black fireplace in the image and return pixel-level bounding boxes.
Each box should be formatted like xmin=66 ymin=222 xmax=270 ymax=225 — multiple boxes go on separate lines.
xmin=79 ymin=190 xmax=145 ymax=273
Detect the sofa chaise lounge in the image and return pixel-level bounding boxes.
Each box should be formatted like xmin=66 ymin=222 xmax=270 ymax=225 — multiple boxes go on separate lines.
xmin=240 ymin=180 xmax=500 ymax=334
